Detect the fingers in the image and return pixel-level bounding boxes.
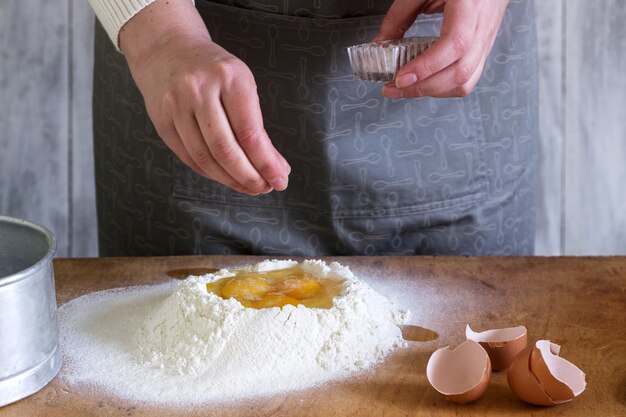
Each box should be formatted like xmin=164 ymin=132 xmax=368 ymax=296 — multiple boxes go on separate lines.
xmin=154 ymin=118 xmax=251 ymax=194
xmin=220 ymin=73 xmax=291 ymax=191
xmin=172 ymin=111 xmax=256 ymax=194
xmin=381 ymin=0 xmax=509 ymax=99
xmin=387 ymin=54 xmax=486 ymax=99
xmin=192 ymin=102 xmax=274 ymax=195
xmin=157 ymin=56 xmax=289 ymax=195
xmin=382 ymin=24 xmax=486 ymax=99
xmin=130 ymin=27 xmax=293 ymax=196
xmin=183 ymin=56 xmax=289 ymax=195
xmin=393 ymin=0 xmax=478 ymax=89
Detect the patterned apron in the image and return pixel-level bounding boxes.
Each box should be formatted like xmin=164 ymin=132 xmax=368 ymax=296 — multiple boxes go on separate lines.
xmin=93 ymin=0 xmax=538 ymax=256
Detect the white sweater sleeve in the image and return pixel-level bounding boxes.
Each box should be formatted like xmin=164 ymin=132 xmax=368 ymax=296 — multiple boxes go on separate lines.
xmin=88 ymin=0 xmax=156 ymax=51
xmin=89 ymin=0 xmax=196 ymax=51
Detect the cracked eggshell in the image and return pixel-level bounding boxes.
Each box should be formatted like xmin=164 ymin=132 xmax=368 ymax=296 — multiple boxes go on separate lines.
xmin=466 ymin=324 xmax=527 ymax=371
xmin=529 ymin=340 xmax=586 ymax=403
xmin=507 ymin=340 xmax=586 ymax=406
xmin=426 ymin=340 xmax=491 ymax=404
xmin=507 ymin=344 xmax=556 ymax=406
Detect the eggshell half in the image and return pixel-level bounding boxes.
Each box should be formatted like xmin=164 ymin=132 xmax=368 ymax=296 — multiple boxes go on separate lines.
xmin=507 ymin=340 xmax=587 ymax=406
xmin=466 ymin=324 xmax=527 ymax=371
xmin=529 ymin=340 xmax=586 ymax=403
xmin=426 ymin=340 xmax=491 ymax=404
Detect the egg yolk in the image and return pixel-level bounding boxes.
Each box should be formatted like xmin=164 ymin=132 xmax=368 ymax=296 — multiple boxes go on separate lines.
xmin=252 ymin=293 xmax=301 ymax=309
xmin=221 ymin=276 xmax=271 ymax=301
xmin=278 ymin=276 xmax=322 ymax=299
xmin=205 ymin=266 xmax=344 ymax=309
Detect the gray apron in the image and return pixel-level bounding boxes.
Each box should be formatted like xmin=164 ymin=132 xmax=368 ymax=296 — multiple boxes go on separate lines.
xmin=93 ymin=0 xmax=538 ymax=256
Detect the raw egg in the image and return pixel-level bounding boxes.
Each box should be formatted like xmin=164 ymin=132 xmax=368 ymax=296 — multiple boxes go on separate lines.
xmin=426 ymin=340 xmax=491 ymax=404
xmin=465 ymin=324 xmax=527 ymax=371
xmin=507 ymin=340 xmax=586 ymax=406
xmin=205 ymin=266 xmax=344 ymax=309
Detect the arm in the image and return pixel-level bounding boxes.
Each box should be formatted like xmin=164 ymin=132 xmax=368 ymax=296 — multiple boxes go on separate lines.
xmin=95 ymin=0 xmax=290 ymax=194
xmin=375 ymin=0 xmax=509 ymax=99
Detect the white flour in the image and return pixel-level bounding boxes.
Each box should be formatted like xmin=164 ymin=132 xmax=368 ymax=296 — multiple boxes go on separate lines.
xmin=58 ymin=259 xmax=409 ymax=406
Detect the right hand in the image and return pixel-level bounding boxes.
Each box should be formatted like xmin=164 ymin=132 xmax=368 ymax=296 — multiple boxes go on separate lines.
xmin=120 ymin=0 xmax=290 ymax=195
xmin=375 ymin=0 xmax=509 ymax=99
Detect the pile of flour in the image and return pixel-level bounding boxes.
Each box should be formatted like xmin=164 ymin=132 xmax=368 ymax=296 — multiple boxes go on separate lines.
xmin=58 ymin=259 xmax=409 ymax=406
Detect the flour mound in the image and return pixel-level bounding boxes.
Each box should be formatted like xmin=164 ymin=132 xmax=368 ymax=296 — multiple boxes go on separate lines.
xmin=57 ymin=259 xmax=409 ymax=405
xmin=134 ymin=259 xmax=409 ymax=380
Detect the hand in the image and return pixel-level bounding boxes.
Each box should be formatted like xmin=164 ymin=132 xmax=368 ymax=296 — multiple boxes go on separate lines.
xmin=375 ymin=0 xmax=509 ymax=98
xmin=120 ymin=0 xmax=290 ymax=195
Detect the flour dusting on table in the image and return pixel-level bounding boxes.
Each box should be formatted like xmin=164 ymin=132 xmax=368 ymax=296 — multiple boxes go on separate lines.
xmin=58 ymin=259 xmax=409 ymax=406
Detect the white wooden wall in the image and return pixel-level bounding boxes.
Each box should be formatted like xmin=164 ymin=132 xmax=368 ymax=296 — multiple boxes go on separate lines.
xmin=533 ymin=1 xmax=626 ymax=255
xmin=1 ymin=1 xmax=625 ymax=257
xmin=0 ymin=0 xmax=96 ymax=257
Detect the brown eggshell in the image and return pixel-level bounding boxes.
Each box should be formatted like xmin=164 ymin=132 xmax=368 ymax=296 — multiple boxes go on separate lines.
xmin=529 ymin=340 xmax=586 ymax=403
xmin=426 ymin=340 xmax=491 ymax=404
xmin=507 ymin=345 xmax=557 ymax=406
xmin=466 ymin=324 xmax=527 ymax=371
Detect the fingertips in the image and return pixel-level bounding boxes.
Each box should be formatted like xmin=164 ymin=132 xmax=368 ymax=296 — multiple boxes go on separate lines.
xmin=159 ymin=122 xmax=261 ymax=195
xmin=270 ymin=150 xmax=291 ymax=191
xmin=269 ymin=166 xmax=291 ymax=192
xmin=256 ymin=154 xmax=290 ymax=191
xmin=382 ymin=84 xmax=402 ymax=98
xmin=270 ymin=176 xmax=288 ymax=192
xmin=386 ymin=29 xmax=486 ymax=100
xmin=395 ymin=73 xmax=417 ymax=89
xmin=222 ymin=86 xmax=290 ymax=191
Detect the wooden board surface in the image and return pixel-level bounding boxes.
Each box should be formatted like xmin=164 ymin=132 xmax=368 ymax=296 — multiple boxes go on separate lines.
xmin=2 ymin=255 xmax=625 ymax=416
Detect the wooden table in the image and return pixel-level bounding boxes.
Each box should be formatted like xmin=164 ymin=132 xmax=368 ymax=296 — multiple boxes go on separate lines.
xmin=2 ymin=256 xmax=625 ymax=416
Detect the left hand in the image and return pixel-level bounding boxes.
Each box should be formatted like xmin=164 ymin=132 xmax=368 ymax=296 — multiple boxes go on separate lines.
xmin=375 ymin=0 xmax=509 ymax=98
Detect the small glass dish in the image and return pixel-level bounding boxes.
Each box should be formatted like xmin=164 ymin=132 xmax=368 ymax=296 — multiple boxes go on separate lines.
xmin=347 ymin=37 xmax=438 ymax=83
